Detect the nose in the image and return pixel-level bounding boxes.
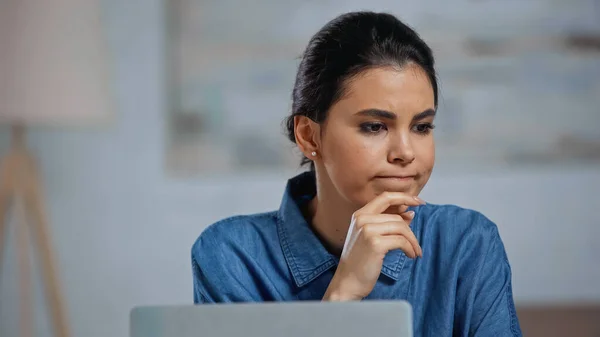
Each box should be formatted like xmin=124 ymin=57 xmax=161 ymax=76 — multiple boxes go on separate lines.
xmin=387 ymin=132 xmax=415 ymax=164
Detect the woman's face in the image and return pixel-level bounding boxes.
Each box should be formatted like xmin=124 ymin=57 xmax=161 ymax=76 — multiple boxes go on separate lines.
xmin=317 ymin=64 xmax=436 ymax=208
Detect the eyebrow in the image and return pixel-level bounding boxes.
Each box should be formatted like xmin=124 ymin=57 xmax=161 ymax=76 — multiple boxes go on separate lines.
xmin=355 ymin=108 xmax=436 ymax=121
xmin=413 ymin=109 xmax=436 ymax=121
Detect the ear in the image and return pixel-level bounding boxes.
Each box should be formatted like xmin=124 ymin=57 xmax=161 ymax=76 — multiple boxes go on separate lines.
xmin=294 ymin=115 xmax=321 ymax=159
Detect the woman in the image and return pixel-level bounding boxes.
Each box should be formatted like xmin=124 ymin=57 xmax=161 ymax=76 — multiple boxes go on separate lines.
xmin=191 ymin=11 xmax=522 ymax=336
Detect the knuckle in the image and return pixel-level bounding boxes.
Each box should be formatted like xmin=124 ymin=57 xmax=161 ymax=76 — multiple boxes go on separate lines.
xmin=385 ymin=222 xmax=398 ymax=233
xmin=396 ymin=223 xmax=408 ymax=233
xmin=397 ymin=236 xmax=409 ymax=247
xmin=361 ymin=227 xmax=378 ymax=243
xmin=362 ymin=224 xmax=376 ymax=237
xmin=352 ymin=212 xmax=366 ymax=225
xmin=367 ymin=235 xmax=380 ymax=247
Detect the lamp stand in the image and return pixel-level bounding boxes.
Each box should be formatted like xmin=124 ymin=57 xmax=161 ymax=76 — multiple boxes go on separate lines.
xmin=0 ymin=125 xmax=70 ymax=337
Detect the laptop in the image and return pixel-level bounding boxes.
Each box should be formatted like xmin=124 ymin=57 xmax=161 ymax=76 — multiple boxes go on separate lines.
xmin=130 ymin=300 xmax=413 ymax=337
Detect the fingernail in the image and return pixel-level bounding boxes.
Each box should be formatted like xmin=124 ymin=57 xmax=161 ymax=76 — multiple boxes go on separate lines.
xmin=407 ymin=211 xmax=415 ymax=218
xmin=413 ymin=196 xmax=426 ymax=204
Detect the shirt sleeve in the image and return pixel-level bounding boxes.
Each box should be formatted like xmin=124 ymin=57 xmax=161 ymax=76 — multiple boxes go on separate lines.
xmin=456 ymin=216 xmax=523 ymax=337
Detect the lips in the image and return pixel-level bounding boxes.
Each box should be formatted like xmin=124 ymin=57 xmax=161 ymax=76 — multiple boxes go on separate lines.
xmin=372 ymin=176 xmax=416 ymax=192
xmin=374 ymin=175 xmax=416 ymax=180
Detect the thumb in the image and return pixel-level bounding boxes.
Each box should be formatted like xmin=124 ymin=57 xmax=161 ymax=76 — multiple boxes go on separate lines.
xmin=400 ymin=209 xmax=415 ymax=225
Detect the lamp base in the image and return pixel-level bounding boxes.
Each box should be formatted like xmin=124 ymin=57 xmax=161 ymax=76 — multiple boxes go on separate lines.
xmin=0 ymin=125 xmax=70 ymax=337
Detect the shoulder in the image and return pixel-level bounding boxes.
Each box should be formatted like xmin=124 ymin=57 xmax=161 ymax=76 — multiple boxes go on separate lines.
xmin=417 ymin=203 xmax=499 ymax=236
xmin=190 ymin=212 xmax=280 ymax=302
xmin=191 ymin=211 xmax=278 ymax=263
xmin=416 ymin=203 xmax=504 ymax=256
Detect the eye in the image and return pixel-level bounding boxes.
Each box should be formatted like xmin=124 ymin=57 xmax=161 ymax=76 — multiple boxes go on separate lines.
xmin=359 ymin=122 xmax=387 ymax=134
xmin=413 ymin=123 xmax=435 ymax=135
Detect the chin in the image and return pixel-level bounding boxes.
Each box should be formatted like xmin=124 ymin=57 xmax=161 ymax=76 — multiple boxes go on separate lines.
xmin=371 ymin=181 xmax=416 ymax=195
xmin=350 ymin=187 xmax=402 ymax=207
xmin=345 ymin=189 xmax=378 ymax=209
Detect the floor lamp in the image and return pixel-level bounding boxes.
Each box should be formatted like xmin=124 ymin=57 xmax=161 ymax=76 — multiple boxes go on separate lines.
xmin=0 ymin=1 xmax=113 ymax=336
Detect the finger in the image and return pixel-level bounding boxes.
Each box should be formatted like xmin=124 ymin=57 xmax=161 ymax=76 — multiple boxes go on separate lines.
xmin=400 ymin=210 xmax=415 ymax=224
xmin=353 ymin=213 xmax=406 ymax=226
xmin=398 ymin=205 xmax=410 ymax=214
xmin=378 ymin=235 xmax=418 ymax=259
xmin=383 ymin=204 xmax=406 ymax=215
xmin=393 ymin=221 xmax=421 ymax=257
xmin=362 ymin=222 xmax=421 ymax=256
xmin=358 ymin=192 xmax=425 ymax=215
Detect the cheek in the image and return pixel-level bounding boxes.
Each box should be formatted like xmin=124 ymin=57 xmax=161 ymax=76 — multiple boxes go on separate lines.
xmin=321 ymin=129 xmax=381 ymax=203
xmin=416 ymin=137 xmax=435 ymax=174
xmin=411 ymin=138 xmax=435 ymax=196
xmin=326 ymin=133 xmax=380 ymax=173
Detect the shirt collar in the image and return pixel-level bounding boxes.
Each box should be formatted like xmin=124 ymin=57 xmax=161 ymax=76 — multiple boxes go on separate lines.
xmin=276 ymin=171 xmax=407 ymax=288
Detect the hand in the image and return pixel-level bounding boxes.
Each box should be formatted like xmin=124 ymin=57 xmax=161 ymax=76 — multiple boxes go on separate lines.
xmin=323 ymin=192 xmax=425 ymax=301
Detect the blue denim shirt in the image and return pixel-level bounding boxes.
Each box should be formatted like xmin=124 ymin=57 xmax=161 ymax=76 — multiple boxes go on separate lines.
xmin=191 ymin=171 xmax=522 ymax=336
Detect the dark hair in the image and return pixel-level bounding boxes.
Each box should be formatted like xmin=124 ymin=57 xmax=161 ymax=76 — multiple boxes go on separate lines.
xmin=284 ymin=11 xmax=438 ymax=170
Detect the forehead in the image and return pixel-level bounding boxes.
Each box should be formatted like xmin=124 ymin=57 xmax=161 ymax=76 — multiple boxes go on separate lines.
xmin=333 ymin=64 xmax=435 ymax=116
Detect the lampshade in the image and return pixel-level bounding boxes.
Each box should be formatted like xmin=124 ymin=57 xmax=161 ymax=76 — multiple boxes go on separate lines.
xmin=0 ymin=0 xmax=113 ymax=127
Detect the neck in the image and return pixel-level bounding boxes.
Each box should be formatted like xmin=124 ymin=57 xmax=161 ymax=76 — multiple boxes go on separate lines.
xmin=308 ymin=170 xmax=357 ymax=257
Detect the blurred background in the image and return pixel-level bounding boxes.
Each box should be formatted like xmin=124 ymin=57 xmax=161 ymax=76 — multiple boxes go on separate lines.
xmin=0 ymin=0 xmax=599 ymax=336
